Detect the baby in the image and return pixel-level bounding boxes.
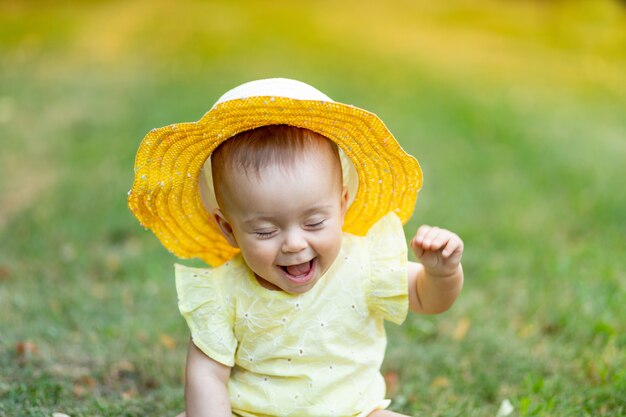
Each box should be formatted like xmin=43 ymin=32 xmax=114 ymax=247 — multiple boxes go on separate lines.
xmin=129 ymin=79 xmax=464 ymax=417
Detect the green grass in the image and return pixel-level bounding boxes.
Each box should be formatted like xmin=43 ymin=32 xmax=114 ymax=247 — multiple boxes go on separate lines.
xmin=1 ymin=1 xmax=625 ymax=416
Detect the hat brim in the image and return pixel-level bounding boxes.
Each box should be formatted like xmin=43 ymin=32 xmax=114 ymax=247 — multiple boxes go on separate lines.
xmin=128 ymin=96 xmax=422 ymax=266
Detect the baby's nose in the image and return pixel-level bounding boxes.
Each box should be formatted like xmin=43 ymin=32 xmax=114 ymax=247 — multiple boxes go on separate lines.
xmin=281 ymin=230 xmax=307 ymax=253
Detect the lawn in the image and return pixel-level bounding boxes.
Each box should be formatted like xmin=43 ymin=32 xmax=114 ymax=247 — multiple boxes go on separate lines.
xmin=1 ymin=1 xmax=625 ymax=416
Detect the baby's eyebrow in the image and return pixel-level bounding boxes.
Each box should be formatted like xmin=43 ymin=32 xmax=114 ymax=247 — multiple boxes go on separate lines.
xmin=242 ymin=216 xmax=275 ymax=227
xmin=302 ymin=204 xmax=334 ymax=215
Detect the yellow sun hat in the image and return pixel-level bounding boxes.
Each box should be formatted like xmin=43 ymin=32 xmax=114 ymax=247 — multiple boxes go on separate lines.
xmin=128 ymin=78 xmax=422 ymax=267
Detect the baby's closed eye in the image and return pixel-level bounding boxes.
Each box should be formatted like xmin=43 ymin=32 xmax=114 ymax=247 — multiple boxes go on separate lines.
xmin=305 ymin=219 xmax=326 ymax=229
xmin=254 ymin=229 xmax=277 ymax=238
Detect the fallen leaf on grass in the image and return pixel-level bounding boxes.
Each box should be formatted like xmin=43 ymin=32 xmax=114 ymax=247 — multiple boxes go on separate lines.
xmin=159 ymin=333 xmax=177 ymax=350
xmin=453 ymin=317 xmax=471 ymax=341
xmin=383 ymin=370 xmax=399 ymax=396
xmin=0 ymin=265 xmax=11 ymax=281
xmin=78 ymin=375 xmax=97 ymax=387
xmin=430 ymin=376 xmax=451 ymax=389
xmin=585 ymin=361 xmax=600 ymax=384
xmin=72 ymin=383 xmax=87 ymax=397
xmin=110 ymin=360 xmax=136 ymax=380
xmin=541 ymin=321 xmax=561 ymax=335
xmin=15 ymin=340 xmax=38 ymax=357
xmin=121 ymin=387 xmax=138 ymax=400
xmin=518 ymin=323 xmax=535 ymax=339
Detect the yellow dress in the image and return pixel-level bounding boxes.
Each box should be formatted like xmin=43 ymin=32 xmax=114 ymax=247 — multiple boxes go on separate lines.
xmin=176 ymin=213 xmax=409 ymax=417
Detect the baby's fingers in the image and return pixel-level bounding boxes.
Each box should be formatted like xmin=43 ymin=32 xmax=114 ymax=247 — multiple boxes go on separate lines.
xmin=411 ymin=225 xmax=430 ymax=249
xmin=441 ymin=233 xmax=464 ymax=258
xmin=412 ymin=226 xmax=444 ymax=251
xmin=412 ymin=226 xmax=464 ymax=258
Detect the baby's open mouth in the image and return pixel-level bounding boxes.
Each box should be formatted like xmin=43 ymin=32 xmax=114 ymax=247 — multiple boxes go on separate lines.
xmin=280 ymin=259 xmax=314 ymax=277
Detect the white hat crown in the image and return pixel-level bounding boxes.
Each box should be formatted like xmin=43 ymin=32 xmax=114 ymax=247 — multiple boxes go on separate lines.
xmin=213 ymin=78 xmax=334 ymax=109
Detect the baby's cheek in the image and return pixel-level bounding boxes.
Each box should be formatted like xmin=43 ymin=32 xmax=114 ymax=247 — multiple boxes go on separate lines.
xmin=320 ymin=231 xmax=343 ymax=263
xmin=240 ymin=240 xmax=274 ymax=267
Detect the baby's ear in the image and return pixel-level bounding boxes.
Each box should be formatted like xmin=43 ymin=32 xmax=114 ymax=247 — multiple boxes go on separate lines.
xmin=340 ymin=187 xmax=349 ymax=219
xmin=214 ymin=209 xmax=239 ymax=248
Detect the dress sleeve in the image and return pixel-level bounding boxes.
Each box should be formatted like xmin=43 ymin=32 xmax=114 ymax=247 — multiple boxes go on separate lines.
xmin=175 ymin=264 xmax=237 ymax=367
xmin=364 ymin=212 xmax=409 ymax=325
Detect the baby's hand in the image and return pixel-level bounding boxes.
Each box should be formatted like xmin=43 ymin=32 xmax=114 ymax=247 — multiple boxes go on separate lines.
xmin=410 ymin=226 xmax=464 ymax=278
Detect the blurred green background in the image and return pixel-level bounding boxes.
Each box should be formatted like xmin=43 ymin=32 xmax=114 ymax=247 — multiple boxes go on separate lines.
xmin=1 ymin=1 xmax=625 ymax=416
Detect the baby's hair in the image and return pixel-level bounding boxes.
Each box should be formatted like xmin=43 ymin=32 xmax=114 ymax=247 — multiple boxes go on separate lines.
xmin=211 ymin=125 xmax=342 ymax=209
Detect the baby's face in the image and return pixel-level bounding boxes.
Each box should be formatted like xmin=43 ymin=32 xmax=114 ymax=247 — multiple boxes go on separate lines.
xmin=214 ymin=149 xmax=347 ymax=294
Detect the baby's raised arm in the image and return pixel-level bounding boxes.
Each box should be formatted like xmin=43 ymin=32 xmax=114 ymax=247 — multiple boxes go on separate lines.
xmin=407 ymin=225 xmax=464 ymax=314
xmin=184 ymin=339 xmax=231 ymax=417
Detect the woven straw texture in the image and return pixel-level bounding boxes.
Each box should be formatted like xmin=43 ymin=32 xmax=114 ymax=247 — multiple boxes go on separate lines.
xmin=128 ymin=96 xmax=422 ymax=266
